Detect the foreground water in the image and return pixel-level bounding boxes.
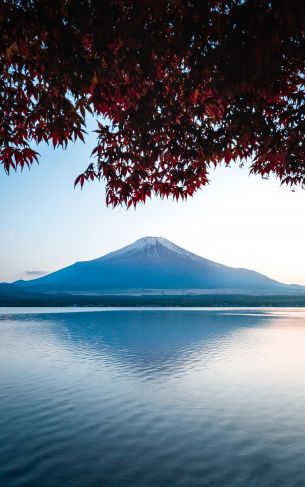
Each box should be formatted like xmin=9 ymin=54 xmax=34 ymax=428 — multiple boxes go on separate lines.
xmin=1 ymin=308 xmax=305 ymax=487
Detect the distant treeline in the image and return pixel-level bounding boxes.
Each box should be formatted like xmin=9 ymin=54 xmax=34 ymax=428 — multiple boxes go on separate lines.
xmin=2 ymin=293 xmax=305 ymax=308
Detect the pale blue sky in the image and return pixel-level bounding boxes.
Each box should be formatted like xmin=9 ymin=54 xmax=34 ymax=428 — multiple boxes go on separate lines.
xmin=1 ymin=119 xmax=305 ymax=285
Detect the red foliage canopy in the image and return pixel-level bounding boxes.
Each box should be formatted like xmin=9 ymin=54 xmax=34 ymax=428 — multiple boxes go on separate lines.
xmin=1 ymin=0 xmax=304 ymax=205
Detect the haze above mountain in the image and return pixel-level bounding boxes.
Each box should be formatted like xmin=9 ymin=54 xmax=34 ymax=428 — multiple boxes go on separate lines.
xmin=13 ymin=237 xmax=303 ymax=295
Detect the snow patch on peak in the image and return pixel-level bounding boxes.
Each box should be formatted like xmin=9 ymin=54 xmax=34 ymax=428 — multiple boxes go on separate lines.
xmin=131 ymin=236 xmax=168 ymax=247
xmin=100 ymin=236 xmax=207 ymax=263
xmin=130 ymin=236 xmax=181 ymax=251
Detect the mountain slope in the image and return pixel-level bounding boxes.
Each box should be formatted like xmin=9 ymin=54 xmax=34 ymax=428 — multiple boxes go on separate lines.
xmin=13 ymin=237 xmax=298 ymax=294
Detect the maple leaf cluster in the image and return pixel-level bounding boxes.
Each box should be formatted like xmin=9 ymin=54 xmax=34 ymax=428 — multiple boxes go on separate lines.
xmin=1 ymin=0 xmax=304 ymax=206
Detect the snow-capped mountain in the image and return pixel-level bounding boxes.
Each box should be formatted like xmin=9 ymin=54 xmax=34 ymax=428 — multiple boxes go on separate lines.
xmin=100 ymin=236 xmax=220 ymax=264
xmin=14 ymin=236 xmax=296 ymax=294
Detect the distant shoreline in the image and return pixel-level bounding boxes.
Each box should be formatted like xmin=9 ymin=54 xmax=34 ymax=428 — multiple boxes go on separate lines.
xmin=2 ymin=294 xmax=305 ymax=308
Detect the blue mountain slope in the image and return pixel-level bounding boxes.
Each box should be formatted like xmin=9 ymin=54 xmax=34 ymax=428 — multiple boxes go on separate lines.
xmin=13 ymin=237 xmax=301 ymax=294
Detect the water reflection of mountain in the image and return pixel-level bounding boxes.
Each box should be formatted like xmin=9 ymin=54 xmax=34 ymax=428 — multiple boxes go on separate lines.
xmin=10 ymin=310 xmax=278 ymax=374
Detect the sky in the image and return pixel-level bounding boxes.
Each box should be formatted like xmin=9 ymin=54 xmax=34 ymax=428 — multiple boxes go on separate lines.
xmin=1 ymin=119 xmax=305 ymax=286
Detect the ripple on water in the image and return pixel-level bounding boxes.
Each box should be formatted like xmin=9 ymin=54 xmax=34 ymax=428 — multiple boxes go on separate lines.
xmin=1 ymin=308 xmax=305 ymax=487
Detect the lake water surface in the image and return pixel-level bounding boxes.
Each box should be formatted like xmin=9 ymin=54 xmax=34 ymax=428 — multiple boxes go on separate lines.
xmin=1 ymin=308 xmax=305 ymax=486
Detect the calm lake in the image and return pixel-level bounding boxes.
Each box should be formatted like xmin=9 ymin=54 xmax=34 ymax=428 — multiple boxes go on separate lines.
xmin=1 ymin=308 xmax=305 ymax=487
